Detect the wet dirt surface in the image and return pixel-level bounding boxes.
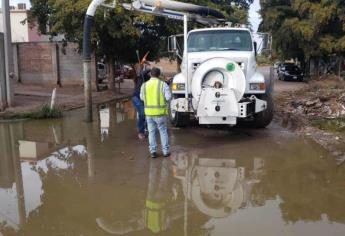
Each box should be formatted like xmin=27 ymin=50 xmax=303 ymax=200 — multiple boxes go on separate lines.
xmin=1 ymin=100 xmax=345 ymax=236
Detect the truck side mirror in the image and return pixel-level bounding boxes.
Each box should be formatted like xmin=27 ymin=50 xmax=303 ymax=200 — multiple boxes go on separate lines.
xmin=254 ymin=42 xmax=258 ymax=57
xmin=168 ymin=35 xmax=178 ymax=53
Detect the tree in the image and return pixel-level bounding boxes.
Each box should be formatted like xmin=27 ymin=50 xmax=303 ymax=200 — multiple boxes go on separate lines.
xmin=259 ymin=0 xmax=345 ymax=75
xmin=29 ymin=0 xmax=254 ymax=88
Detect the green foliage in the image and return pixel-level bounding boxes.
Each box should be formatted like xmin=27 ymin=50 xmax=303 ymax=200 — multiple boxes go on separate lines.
xmin=197 ymin=0 xmax=254 ymax=24
xmin=259 ymin=0 xmax=345 ymax=61
xmin=1 ymin=105 xmax=63 ymax=120
xmin=32 ymin=105 xmax=63 ymax=119
xmin=29 ymin=0 xmax=53 ymax=34
xmin=29 ymin=0 xmax=253 ymax=63
xmin=257 ymin=55 xmax=273 ymax=66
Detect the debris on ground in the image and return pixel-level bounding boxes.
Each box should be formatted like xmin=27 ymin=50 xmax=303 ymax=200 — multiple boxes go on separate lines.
xmin=275 ymin=76 xmax=345 ymax=163
xmin=276 ymin=77 xmax=345 ymax=120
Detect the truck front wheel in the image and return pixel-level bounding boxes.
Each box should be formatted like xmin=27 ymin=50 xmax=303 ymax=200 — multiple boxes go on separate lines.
xmin=253 ymin=94 xmax=274 ymax=128
xmin=169 ymin=99 xmax=189 ymax=127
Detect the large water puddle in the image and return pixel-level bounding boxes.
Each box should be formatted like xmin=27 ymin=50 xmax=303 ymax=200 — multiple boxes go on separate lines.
xmin=1 ymin=100 xmax=345 ymax=235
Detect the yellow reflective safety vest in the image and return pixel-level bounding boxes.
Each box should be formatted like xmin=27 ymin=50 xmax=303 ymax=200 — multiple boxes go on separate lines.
xmin=143 ymin=78 xmax=168 ymax=116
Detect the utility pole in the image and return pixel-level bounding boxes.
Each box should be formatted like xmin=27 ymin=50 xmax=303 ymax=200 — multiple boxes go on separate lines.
xmin=2 ymin=0 xmax=14 ymax=107
xmin=0 ymin=33 xmax=6 ymax=111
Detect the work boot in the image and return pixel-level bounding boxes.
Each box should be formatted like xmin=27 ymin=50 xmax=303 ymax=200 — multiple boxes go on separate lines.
xmin=150 ymin=152 xmax=158 ymax=158
xmin=163 ymin=153 xmax=170 ymax=158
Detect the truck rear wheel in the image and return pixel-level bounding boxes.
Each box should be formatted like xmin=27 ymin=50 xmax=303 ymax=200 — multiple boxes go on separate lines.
xmin=253 ymin=94 xmax=274 ymax=128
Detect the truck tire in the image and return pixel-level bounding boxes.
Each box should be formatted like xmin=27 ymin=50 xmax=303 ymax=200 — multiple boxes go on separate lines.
xmin=169 ymin=108 xmax=189 ymax=127
xmin=253 ymin=94 xmax=274 ymax=128
xmin=168 ymin=97 xmax=190 ymax=127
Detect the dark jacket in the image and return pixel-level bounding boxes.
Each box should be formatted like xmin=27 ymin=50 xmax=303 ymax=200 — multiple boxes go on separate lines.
xmin=133 ymin=69 xmax=151 ymax=98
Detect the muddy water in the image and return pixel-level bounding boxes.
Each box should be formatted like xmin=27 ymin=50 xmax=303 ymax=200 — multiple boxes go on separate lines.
xmin=1 ymin=101 xmax=345 ymax=236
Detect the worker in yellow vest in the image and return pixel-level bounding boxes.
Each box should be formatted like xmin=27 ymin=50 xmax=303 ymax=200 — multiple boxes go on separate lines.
xmin=140 ymin=67 xmax=171 ymax=158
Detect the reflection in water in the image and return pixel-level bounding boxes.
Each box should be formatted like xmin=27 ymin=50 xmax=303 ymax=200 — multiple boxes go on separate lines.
xmin=99 ymin=107 xmax=110 ymax=142
xmin=172 ymin=152 xmax=264 ymax=219
xmin=0 ymin=100 xmax=135 ymax=234
xmin=18 ymin=141 xmax=53 ymax=161
xmin=98 ymin=100 xmax=136 ymax=143
xmin=0 ymin=121 xmax=87 ymax=232
xmin=145 ymin=159 xmax=171 ymax=233
xmin=96 ymin=152 xmax=264 ymax=235
xmin=0 ymin=132 xmax=87 ymax=231
xmin=96 ymin=159 xmax=173 ymax=234
xmin=172 ymin=152 xmax=265 ymax=236
xmin=1 ymin=100 xmax=345 ymax=235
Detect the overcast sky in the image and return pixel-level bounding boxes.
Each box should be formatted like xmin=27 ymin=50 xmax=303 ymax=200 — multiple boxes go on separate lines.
xmin=2 ymin=0 xmax=262 ymax=32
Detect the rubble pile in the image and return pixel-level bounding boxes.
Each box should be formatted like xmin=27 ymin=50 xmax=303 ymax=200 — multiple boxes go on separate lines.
xmin=280 ymin=79 xmax=345 ymax=120
xmin=275 ymin=77 xmax=345 ymax=163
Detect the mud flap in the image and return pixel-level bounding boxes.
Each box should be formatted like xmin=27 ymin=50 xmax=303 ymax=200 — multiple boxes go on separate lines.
xmin=170 ymin=98 xmax=189 ymax=112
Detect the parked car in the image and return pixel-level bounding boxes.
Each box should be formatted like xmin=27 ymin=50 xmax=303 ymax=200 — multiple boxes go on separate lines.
xmin=277 ymin=62 xmax=292 ymax=75
xmin=278 ymin=63 xmax=304 ymax=81
xmin=114 ymin=65 xmax=135 ymax=80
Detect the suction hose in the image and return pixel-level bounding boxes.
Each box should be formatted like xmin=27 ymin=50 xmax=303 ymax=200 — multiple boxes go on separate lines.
xmin=140 ymin=0 xmax=225 ymax=19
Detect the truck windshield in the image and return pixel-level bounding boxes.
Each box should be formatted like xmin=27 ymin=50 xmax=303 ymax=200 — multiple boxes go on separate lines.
xmin=188 ymin=30 xmax=253 ymax=52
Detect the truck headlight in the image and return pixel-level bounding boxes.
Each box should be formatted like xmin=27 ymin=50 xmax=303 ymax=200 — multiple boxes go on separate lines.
xmin=172 ymin=83 xmax=185 ymax=91
xmin=250 ymin=83 xmax=266 ymax=91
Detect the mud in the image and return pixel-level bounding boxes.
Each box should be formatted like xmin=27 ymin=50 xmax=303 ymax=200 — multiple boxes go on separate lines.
xmin=1 ymin=100 xmax=345 ymax=236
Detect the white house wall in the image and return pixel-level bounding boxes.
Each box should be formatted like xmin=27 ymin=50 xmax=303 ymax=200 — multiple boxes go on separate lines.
xmin=0 ymin=10 xmax=29 ymax=42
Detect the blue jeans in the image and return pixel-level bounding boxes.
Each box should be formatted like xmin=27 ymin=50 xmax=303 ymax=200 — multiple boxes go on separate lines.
xmin=132 ymin=96 xmax=145 ymax=134
xmin=146 ymin=116 xmax=170 ymax=155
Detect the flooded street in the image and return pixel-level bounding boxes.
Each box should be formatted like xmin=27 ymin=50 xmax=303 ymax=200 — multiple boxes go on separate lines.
xmin=1 ymin=100 xmax=345 ymax=236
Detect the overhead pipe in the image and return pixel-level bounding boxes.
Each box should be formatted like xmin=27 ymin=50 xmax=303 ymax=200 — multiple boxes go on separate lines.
xmin=140 ymin=0 xmax=224 ymax=19
xmin=126 ymin=1 xmax=223 ymax=25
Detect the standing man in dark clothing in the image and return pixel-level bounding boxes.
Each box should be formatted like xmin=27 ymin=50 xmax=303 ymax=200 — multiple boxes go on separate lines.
xmin=132 ymin=66 xmax=151 ymax=140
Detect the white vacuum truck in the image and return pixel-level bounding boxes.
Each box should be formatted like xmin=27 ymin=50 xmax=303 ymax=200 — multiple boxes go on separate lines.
xmin=169 ymin=27 xmax=274 ymax=128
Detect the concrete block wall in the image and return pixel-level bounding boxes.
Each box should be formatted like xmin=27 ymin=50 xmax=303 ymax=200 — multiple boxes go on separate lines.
xmin=17 ymin=43 xmax=55 ymax=84
xmin=14 ymin=42 xmax=95 ymax=86
xmin=58 ymin=43 xmax=94 ymax=85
